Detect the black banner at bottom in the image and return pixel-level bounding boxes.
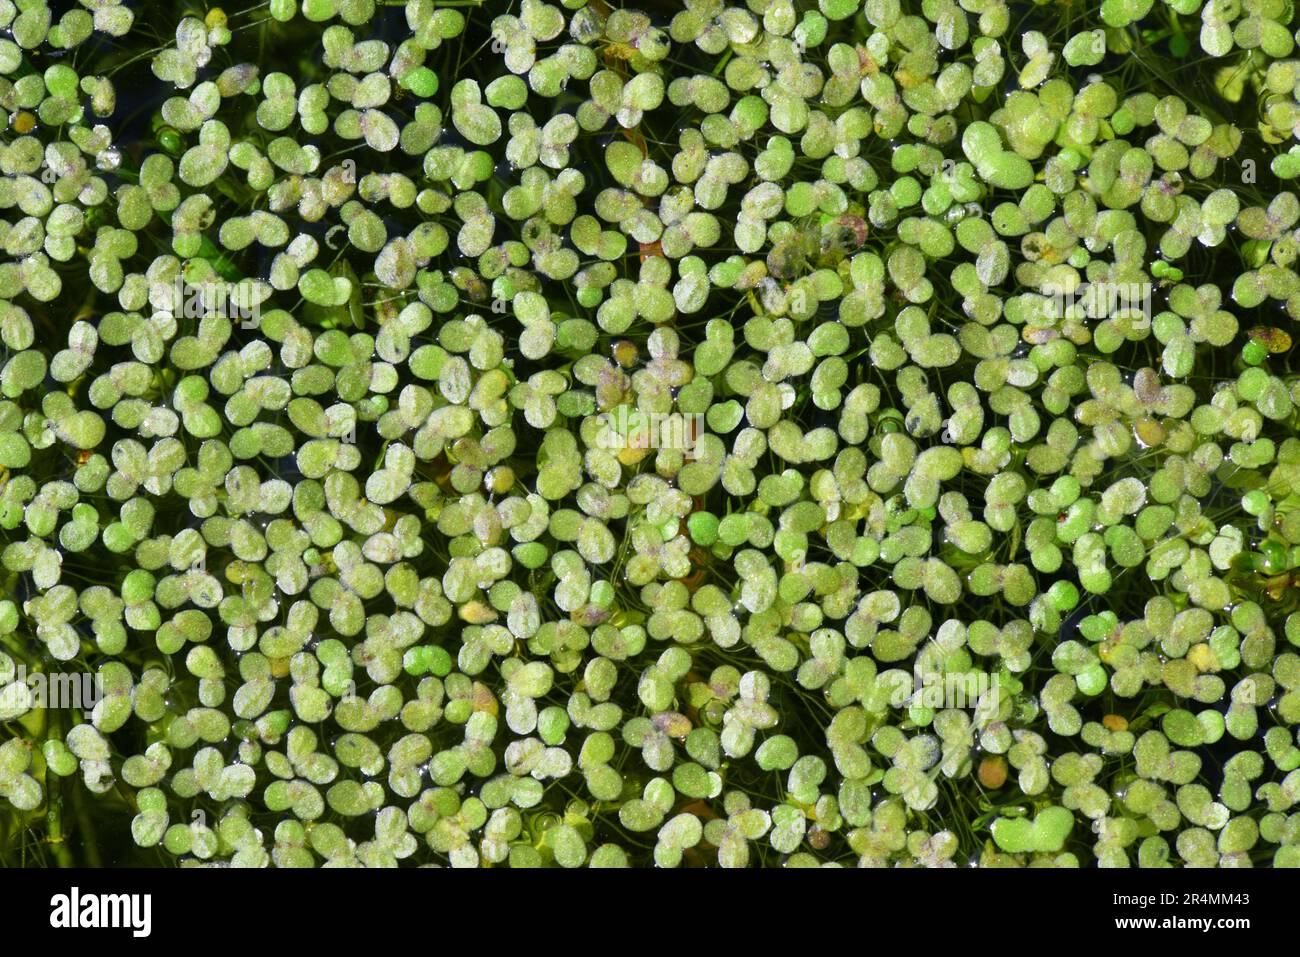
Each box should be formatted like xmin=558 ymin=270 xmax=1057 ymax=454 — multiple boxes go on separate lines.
xmin=0 ymin=865 xmax=1281 ymax=946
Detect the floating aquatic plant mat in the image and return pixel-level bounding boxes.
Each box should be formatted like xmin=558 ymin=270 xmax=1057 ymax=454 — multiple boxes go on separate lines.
xmin=2 ymin=0 xmax=1300 ymax=869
